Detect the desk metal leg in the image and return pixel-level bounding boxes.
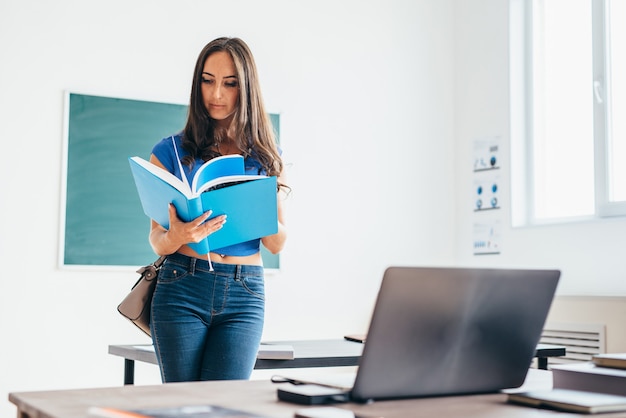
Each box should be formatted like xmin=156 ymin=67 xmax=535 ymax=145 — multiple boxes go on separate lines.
xmin=17 ymin=408 xmax=31 ymax=418
xmin=537 ymin=357 xmax=548 ymax=370
xmin=124 ymin=359 xmax=135 ymax=385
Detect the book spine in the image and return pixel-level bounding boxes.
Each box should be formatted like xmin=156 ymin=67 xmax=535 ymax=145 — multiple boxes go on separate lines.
xmin=553 ymin=367 xmax=626 ymax=396
xmin=185 ymin=198 xmax=210 ymax=255
xmin=593 ymin=358 xmax=626 ymax=370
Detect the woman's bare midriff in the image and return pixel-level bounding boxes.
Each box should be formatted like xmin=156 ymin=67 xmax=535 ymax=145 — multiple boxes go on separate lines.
xmin=176 ymin=244 xmax=264 ymax=266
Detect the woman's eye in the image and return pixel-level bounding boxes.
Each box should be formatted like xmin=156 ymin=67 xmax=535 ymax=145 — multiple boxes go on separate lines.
xmin=225 ymin=81 xmax=239 ymax=88
xmin=201 ymin=78 xmax=213 ymax=84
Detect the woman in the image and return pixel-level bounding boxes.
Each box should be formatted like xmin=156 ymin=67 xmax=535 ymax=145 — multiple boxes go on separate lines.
xmin=148 ymin=37 xmax=287 ymax=382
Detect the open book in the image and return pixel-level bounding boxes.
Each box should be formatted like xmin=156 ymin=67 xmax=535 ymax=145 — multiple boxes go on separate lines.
xmin=128 ymin=152 xmax=277 ymax=254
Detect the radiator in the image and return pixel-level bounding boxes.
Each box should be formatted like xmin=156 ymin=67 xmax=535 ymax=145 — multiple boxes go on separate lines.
xmin=539 ymin=322 xmax=606 ymax=367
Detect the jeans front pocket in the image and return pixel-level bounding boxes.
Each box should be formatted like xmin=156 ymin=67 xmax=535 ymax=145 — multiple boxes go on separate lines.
xmin=236 ymin=275 xmax=265 ymax=301
xmin=157 ymin=261 xmax=191 ymax=284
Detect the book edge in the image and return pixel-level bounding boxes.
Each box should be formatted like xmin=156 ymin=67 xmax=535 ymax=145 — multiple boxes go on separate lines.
xmin=257 ymin=344 xmax=295 ymax=360
xmin=195 ymin=174 xmax=270 ymax=195
xmin=191 ymin=154 xmax=244 ymax=194
xmin=129 ymin=156 xmax=192 ymax=199
xmin=508 ymin=390 xmax=626 ymax=414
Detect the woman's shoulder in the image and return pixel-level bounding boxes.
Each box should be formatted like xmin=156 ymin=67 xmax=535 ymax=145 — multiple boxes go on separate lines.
xmin=152 ymin=134 xmax=183 ymax=156
xmin=151 ymin=133 xmax=185 ymax=172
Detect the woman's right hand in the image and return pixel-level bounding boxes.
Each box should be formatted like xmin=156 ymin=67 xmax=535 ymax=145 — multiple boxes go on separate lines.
xmin=166 ymin=203 xmax=227 ymax=246
xmin=149 ymin=204 xmax=226 ymax=256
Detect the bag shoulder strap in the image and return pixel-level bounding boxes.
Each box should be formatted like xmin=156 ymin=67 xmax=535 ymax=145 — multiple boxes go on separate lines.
xmin=135 ymin=255 xmax=167 ymax=277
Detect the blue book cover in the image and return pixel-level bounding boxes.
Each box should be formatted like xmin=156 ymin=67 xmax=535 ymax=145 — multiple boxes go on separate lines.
xmin=128 ymin=155 xmax=278 ymax=254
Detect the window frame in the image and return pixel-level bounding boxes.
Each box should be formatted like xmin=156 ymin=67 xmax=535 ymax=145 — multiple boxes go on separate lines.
xmin=510 ymin=0 xmax=626 ymax=226
xmin=593 ymin=0 xmax=626 ymax=217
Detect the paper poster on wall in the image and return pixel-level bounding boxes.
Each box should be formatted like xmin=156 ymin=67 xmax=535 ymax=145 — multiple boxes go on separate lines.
xmin=473 ymin=172 xmax=501 ymax=212
xmin=473 ymin=220 xmax=501 ymax=255
xmin=472 ymin=136 xmax=502 ymax=256
xmin=473 ymin=137 xmax=501 ymax=172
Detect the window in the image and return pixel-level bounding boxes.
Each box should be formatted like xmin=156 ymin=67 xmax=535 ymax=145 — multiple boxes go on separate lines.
xmin=510 ymin=0 xmax=626 ymax=225
xmin=604 ymin=0 xmax=626 ymax=204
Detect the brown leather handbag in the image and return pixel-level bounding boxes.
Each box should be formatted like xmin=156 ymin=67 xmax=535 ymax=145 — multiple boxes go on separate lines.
xmin=117 ymin=256 xmax=166 ymax=337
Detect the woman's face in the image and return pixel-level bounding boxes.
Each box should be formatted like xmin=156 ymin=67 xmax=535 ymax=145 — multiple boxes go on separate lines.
xmin=201 ymin=51 xmax=239 ymax=126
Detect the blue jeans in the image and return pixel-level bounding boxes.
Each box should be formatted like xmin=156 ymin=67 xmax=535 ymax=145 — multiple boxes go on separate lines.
xmin=150 ymin=253 xmax=265 ymax=382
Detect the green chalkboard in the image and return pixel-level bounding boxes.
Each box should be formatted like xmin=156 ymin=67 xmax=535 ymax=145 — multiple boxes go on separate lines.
xmin=62 ymin=92 xmax=280 ymax=269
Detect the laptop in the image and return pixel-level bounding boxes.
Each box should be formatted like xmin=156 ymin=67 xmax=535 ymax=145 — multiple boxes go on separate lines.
xmin=276 ymin=266 xmax=560 ymax=403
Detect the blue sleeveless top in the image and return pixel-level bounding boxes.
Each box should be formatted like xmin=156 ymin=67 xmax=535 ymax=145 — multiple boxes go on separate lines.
xmin=151 ymin=134 xmax=271 ymax=256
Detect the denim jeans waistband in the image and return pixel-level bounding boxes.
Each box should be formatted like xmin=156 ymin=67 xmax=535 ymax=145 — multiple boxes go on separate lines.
xmin=165 ymin=252 xmax=264 ymax=277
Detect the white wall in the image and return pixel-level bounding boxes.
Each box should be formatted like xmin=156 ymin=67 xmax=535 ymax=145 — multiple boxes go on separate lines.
xmin=453 ymin=0 xmax=626 ymax=296
xmin=453 ymin=0 xmax=626 ymax=350
xmin=0 ymin=0 xmax=456 ymax=416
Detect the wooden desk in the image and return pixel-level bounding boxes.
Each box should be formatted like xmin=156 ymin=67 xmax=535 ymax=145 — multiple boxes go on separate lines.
xmin=109 ymin=340 xmax=566 ymax=385
xmin=10 ymin=369 xmax=622 ymax=418
xmin=109 ymin=340 xmax=364 ymax=385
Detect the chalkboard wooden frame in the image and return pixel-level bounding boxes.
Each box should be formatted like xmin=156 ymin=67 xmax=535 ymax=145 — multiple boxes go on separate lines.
xmin=59 ymin=92 xmax=280 ymax=270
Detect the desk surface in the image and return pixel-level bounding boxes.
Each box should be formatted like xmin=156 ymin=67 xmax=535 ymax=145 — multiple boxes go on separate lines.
xmin=109 ymin=340 xmax=565 ymax=369
xmin=9 ymin=369 xmax=622 ymax=418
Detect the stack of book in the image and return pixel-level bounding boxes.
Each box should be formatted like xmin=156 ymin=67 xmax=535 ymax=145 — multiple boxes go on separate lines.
xmin=507 ymin=353 xmax=626 ymax=414
xmin=552 ymin=353 xmax=626 ymax=397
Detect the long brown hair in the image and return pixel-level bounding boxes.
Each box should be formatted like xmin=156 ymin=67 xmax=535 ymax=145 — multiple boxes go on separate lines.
xmin=182 ymin=37 xmax=283 ymax=178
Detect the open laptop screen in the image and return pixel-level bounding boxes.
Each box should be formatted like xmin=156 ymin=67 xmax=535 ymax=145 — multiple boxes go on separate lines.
xmin=350 ymin=266 xmax=560 ymax=402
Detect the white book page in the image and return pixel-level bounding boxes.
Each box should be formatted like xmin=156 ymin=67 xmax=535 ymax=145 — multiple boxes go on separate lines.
xmin=130 ymin=157 xmax=193 ymax=199
xmin=171 ymin=136 xmax=191 ymax=191
xmin=194 ymin=174 xmax=268 ymax=194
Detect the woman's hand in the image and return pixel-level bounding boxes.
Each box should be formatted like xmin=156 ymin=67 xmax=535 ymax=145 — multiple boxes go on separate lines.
xmin=150 ymin=204 xmax=226 ymax=255
xmin=166 ymin=204 xmax=227 ymax=245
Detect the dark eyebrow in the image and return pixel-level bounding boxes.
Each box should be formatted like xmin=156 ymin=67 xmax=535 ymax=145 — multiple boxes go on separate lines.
xmin=202 ymin=72 xmax=237 ymax=79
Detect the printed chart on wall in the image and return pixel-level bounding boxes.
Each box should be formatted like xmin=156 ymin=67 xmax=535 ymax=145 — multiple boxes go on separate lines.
xmin=472 ymin=137 xmax=501 ymax=255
